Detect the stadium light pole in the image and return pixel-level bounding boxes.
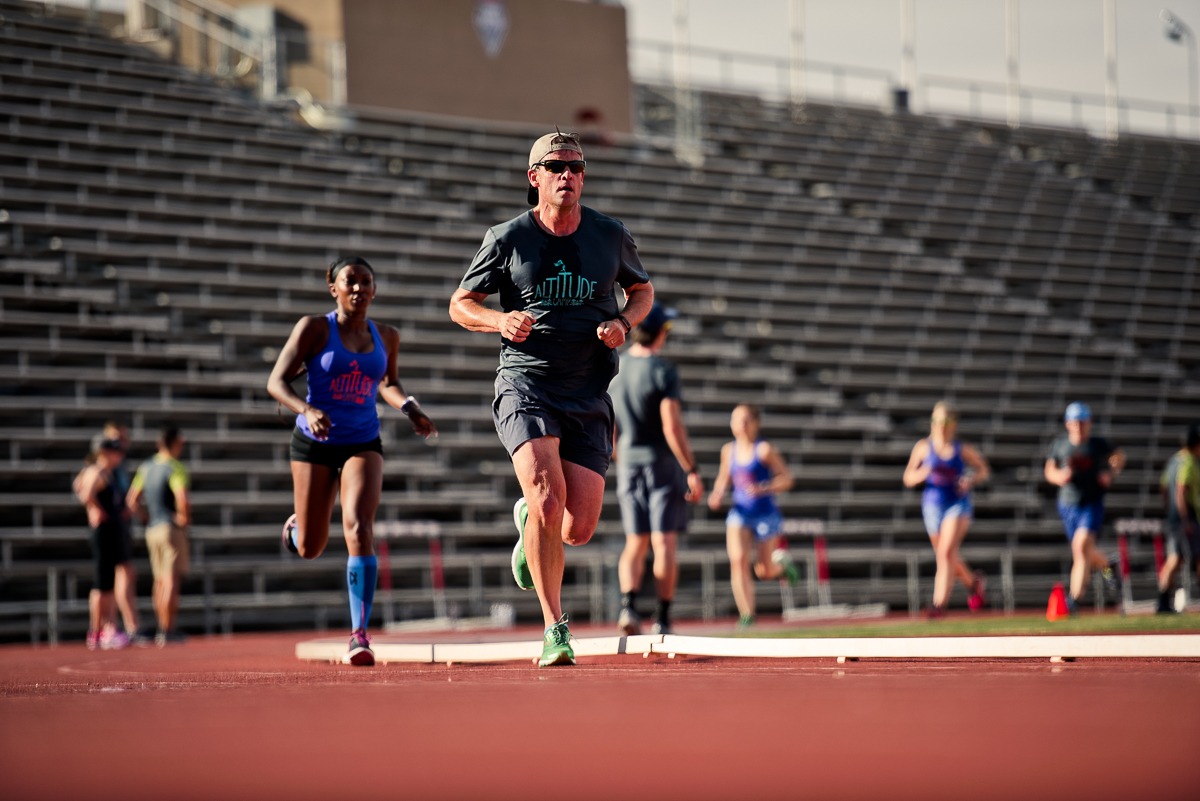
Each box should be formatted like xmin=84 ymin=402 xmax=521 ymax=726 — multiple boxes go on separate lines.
xmin=899 ymin=0 xmax=915 ymax=111
xmin=1003 ymin=0 xmax=1022 ymax=127
xmin=1005 ymin=0 xmax=1020 ymax=128
xmin=672 ymin=0 xmax=702 ymax=166
xmin=1161 ymin=8 xmax=1199 ymax=137
xmin=1104 ymin=0 xmax=1119 ymax=140
xmin=789 ymin=0 xmax=805 ymax=108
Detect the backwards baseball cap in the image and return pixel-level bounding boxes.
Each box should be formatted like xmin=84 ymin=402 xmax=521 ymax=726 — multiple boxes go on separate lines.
xmin=526 ymin=128 xmax=584 ymax=205
xmin=639 ymin=303 xmax=678 ymax=338
xmin=1064 ymin=402 xmax=1091 ymax=422
xmin=528 ymin=128 xmax=584 ymax=168
xmin=95 ymin=437 xmax=124 ymax=453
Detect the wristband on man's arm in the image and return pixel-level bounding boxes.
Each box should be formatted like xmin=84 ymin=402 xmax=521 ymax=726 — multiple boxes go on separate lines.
xmin=400 ymin=397 xmax=420 ymax=416
xmin=615 ymin=314 xmax=632 ymax=333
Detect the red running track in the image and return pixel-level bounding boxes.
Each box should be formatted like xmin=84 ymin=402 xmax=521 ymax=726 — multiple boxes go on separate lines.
xmin=1 ymin=630 xmax=1198 ymax=801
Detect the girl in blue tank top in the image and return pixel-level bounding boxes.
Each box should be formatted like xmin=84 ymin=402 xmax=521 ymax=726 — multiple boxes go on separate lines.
xmin=268 ymin=256 xmax=438 ymax=667
xmin=295 ymin=310 xmax=387 ymax=445
xmin=708 ymin=404 xmax=796 ymax=627
xmin=902 ymin=401 xmax=991 ymax=617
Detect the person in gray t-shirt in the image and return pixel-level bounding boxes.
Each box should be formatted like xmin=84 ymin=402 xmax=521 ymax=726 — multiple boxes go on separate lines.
xmin=450 ymin=130 xmax=655 ymax=666
xmin=1043 ymin=402 xmax=1124 ymax=612
xmin=127 ymin=425 xmax=191 ymax=643
xmin=610 ymin=304 xmax=704 ymax=636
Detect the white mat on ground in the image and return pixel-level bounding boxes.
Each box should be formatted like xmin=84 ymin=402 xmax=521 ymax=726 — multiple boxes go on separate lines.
xmin=296 ymin=633 xmax=1200 ymax=663
xmin=652 ymin=633 xmax=1200 ymax=659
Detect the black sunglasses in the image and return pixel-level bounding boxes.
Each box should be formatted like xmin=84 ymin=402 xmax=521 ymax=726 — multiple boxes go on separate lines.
xmin=535 ymin=159 xmax=586 ymax=174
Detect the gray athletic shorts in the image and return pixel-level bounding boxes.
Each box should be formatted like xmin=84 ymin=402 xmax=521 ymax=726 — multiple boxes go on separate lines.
xmin=492 ymin=372 xmax=613 ymax=477
xmin=1164 ymin=514 xmax=1200 ymax=561
xmin=616 ymin=458 xmax=689 ymax=535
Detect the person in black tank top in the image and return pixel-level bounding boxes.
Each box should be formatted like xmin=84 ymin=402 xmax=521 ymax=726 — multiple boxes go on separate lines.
xmin=75 ymin=438 xmax=135 ymax=649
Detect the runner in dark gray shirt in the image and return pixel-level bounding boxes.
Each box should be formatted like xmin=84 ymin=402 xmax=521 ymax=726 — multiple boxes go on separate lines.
xmin=450 ymin=130 xmax=655 ymax=666
xmin=610 ymin=303 xmax=704 ymax=635
xmin=1043 ymin=402 xmax=1124 ymax=613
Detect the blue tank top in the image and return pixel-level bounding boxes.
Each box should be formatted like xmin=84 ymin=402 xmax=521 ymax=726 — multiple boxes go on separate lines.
xmin=730 ymin=441 xmax=779 ymax=517
xmin=296 ymin=312 xmax=386 ymax=444
xmin=922 ymin=439 xmax=965 ymax=506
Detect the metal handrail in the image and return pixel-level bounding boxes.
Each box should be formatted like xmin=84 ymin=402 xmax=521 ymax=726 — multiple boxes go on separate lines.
xmin=131 ymin=0 xmax=271 ymax=94
xmin=630 ymin=37 xmax=1197 ymax=140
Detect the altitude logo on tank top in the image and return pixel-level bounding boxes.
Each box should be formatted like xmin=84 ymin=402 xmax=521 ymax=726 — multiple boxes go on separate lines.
xmin=534 ymin=260 xmax=595 ymax=307
xmin=930 ymin=464 xmax=957 ymax=483
xmin=330 ymin=359 xmax=376 ymax=405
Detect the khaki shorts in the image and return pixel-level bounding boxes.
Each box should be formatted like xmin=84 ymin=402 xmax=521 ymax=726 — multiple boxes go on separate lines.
xmin=146 ymin=522 xmax=190 ymax=579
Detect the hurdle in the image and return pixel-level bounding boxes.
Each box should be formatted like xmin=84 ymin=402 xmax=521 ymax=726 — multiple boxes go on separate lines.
xmin=376 ymin=519 xmax=514 ymax=632
xmin=779 ymin=519 xmax=888 ymax=622
xmin=1115 ymin=518 xmax=1160 ymax=614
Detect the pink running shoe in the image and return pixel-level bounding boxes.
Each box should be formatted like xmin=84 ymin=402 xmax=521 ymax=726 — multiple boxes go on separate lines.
xmin=968 ymin=571 xmax=988 ymax=612
xmin=86 ymin=630 xmax=101 ymax=650
xmin=100 ymin=628 xmax=130 ymax=650
xmin=343 ymin=629 xmax=375 ymax=666
xmin=282 ymin=513 xmax=299 ymax=555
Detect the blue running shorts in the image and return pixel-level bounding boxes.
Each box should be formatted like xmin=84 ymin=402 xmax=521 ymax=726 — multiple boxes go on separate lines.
xmin=921 ymin=496 xmax=974 ymax=537
xmin=1057 ymin=501 xmax=1105 ymax=541
xmin=726 ymin=508 xmax=783 ymax=541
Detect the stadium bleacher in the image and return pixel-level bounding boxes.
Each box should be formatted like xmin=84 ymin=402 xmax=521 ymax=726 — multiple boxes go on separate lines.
xmin=1 ymin=0 xmax=1196 ymax=642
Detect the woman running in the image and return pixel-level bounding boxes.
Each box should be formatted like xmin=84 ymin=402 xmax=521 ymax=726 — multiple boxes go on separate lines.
xmin=708 ymin=404 xmax=797 ymax=628
xmin=903 ymin=401 xmax=990 ymax=617
xmin=267 ymin=256 xmax=437 ymax=666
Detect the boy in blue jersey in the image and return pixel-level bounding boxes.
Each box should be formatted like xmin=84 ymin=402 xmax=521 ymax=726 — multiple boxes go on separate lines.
xmin=268 ymin=256 xmax=438 ymax=665
xmin=1044 ymin=402 xmax=1124 ymax=613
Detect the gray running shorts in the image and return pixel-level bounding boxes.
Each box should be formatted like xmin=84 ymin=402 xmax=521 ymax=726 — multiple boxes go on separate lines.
xmin=616 ymin=458 xmax=689 ymax=535
xmin=492 ymin=372 xmax=613 ymax=477
xmin=1164 ymin=514 xmax=1200 ymax=561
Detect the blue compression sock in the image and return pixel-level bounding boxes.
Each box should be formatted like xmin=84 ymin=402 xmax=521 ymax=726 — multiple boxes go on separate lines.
xmin=346 ymin=555 xmax=378 ymax=632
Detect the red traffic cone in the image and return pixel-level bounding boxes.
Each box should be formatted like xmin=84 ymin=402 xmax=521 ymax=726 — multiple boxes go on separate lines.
xmin=1046 ymin=583 xmax=1069 ymax=622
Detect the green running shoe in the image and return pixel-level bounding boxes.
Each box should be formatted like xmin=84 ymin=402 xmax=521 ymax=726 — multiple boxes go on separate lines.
xmin=511 ymin=498 xmax=534 ymax=591
xmin=772 ymin=548 xmax=801 ymax=587
xmin=538 ymin=617 xmax=575 ymax=667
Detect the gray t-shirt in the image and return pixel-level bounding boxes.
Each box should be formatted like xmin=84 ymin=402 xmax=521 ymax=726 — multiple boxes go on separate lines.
xmin=460 ymin=206 xmax=650 ymax=397
xmin=1047 ymin=435 xmax=1115 ymax=505
xmin=131 ymin=455 xmax=189 ymax=527
xmin=610 ymin=352 xmax=682 ymax=466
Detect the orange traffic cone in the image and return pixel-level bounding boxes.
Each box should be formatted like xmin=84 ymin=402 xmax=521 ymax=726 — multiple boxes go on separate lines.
xmin=1046 ymin=583 xmax=1069 ymax=622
